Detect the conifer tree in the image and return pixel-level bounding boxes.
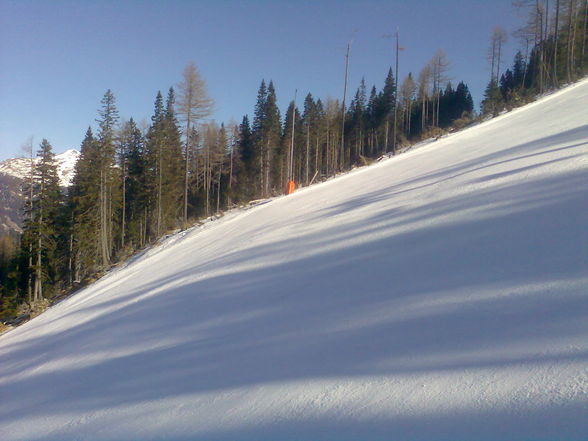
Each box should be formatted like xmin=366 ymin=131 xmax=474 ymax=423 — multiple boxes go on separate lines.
xmin=122 ymin=119 xmax=147 ymax=248
xmin=21 ymin=139 xmax=62 ymax=302
xmin=96 ymin=90 xmax=119 ymax=267
xmin=69 ymin=127 xmax=101 ymax=281
xmin=145 ymin=91 xmax=166 ymax=238
xmin=252 ymin=80 xmax=281 ymax=196
xmin=251 ymin=80 xmax=267 ymax=194
xmin=379 ymin=68 xmax=396 ymax=152
xmin=238 ymin=115 xmax=255 ymax=201
xmin=302 ymin=93 xmax=319 ymax=185
xmin=348 ymin=79 xmax=367 ymax=162
xmin=481 ymin=79 xmax=504 ymax=116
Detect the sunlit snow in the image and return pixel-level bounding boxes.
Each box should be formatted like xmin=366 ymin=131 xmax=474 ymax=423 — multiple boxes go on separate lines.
xmin=1 ymin=80 xmax=587 ymax=441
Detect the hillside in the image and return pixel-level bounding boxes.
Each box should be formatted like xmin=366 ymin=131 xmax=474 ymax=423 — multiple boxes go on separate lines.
xmin=0 ymin=80 xmax=587 ymax=441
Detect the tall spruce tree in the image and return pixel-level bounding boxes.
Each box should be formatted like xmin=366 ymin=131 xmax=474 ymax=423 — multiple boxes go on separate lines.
xmin=69 ymin=127 xmax=101 ymax=281
xmin=96 ymin=90 xmax=119 ymax=267
xmin=123 ymin=119 xmax=147 ymax=248
xmin=238 ymin=115 xmax=254 ymax=201
xmin=22 ymin=139 xmax=62 ymax=302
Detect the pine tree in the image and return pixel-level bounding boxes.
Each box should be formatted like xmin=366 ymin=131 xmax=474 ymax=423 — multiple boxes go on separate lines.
xmin=251 ymin=80 xmax=281 ymax=196
xmin=348 ymin=79 xmax=367 ymax=162
xmin=69 ymin=127 xmax=101 ymax=281
xmin=302 ymin=93 xmax=319 ymax=185
xmin=238 ymin=115 xmax=254 ymax=201
xmin=481 ymin=79 xmax=504 ymax=116
xmin=379 ymin=68 xmax=396 ymax=152
xmin=512 ymin=51 xmax=527 ymax=90
xmin=251 ymin=80 xmax=267 ymax=195
xmin=21 ymin=139 xmax=62 ymax=303
xmin=96 ymin=90 xmax=119 ymax=267
xmin=124 ymin=119 xmax=147 ymax=248
xmin=145 ymin=91 xmax=166 ymax=238
xmin=265 ymin=81 xmax=281 ymax=194
xmin=499 ymin=69 xmax=516 ymax=101
xmin=161 ymin=87 xmax=184 ymax=229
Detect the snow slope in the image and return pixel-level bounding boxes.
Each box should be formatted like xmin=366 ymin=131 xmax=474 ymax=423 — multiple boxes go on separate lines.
xmin=1 ymin=81 xmax=587 ymax=441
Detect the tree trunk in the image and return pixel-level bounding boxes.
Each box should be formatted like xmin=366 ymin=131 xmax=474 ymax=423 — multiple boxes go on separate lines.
xmin=121 ymin=161 xmax=126 ymax=248
xmin=554 ymin=0 xmax=560 ymax=85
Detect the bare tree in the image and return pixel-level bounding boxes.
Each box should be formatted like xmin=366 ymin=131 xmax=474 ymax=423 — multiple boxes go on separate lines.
xmin=417 ymin=64 xmax=432 ymax=131
xmin=399 ymin=74 xmax=416 ymax=136
xmin=513 ymin=0 xmax=547 ymax=91
xmin=488 ymin=27 xmax=508 ymax=83
xmin=430 ymin=49 xmax=450 ymax=127
xmin=177 ymin=62 xmax=214 ymax=226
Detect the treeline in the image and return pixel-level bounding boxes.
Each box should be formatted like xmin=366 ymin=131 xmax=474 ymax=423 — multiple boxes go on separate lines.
xmin=482 ymin=0 xmax=587 ymax=115
xmin=0 ymin=55 xmax=475 ymax=322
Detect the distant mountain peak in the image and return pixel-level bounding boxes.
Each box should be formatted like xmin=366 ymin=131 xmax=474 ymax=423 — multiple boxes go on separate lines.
xmin=0 ymin=149 xmax=80 ymax=234
xmin=0 ymin=149 xmax=80 ymax=187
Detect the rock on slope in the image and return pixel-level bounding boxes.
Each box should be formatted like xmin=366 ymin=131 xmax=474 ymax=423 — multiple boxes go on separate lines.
xmin=0 ymin=80 xmax=587 ymax=441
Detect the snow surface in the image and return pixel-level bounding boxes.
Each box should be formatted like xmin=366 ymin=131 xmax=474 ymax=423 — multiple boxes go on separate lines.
xmin=0 ymin=148 xmax=80 ymax=187
xmin=1 ymin=80 xmax=588 ymax=441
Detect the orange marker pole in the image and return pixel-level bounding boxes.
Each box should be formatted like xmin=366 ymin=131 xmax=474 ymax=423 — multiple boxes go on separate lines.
xmin=286 ymin=180 xmax=295 ymax=195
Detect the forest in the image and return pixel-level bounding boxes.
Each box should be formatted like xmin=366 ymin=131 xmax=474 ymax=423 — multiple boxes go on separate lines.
xmin=1 ymin=0 xmax=586 ymax=324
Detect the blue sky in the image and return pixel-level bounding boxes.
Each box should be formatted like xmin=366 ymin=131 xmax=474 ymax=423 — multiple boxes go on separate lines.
xmin=0 ymin=0 xmax=524 ymax=160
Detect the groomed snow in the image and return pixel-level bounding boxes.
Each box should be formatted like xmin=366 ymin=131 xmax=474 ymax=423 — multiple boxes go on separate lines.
xmin=1 ymin=80 xmax=587 ymax=441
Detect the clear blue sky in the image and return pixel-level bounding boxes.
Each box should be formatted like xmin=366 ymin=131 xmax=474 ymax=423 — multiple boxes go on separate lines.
xmin=0 ymin=0 xmax=524 ymax=160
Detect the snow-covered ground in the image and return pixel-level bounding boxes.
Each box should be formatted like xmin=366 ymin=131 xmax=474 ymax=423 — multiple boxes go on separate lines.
xmin=1 ymin=80 xmax=587 ymax=441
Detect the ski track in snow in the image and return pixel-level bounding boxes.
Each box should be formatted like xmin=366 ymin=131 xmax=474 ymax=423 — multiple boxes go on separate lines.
xmin=1 ymin=80 xmax=588 ymax=441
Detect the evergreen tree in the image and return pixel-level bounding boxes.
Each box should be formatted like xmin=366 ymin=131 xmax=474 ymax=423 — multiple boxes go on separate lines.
xmin=69 ymin=127 xmax=101 ymax=281
xmin=481 ymin=79 xmax=504 ymax=116
xmin=118 ymin=118 xmax=146 ymax=249
xmin=161 ymin=87 xmax=184 ymax=228
xmin=145 ymin=91 xmax=166 ymax=237
xmin=237 ymin=115 xmax=255 ymax=201
xmin=96 ymin=89 xmax=119 ymax=267
xmin=281 ymin=101 xmax=302 ymax=188
xmin=251 ymin=80 xmax=267 ymax=194
xmin=512 ymin=51 xmax=526 ymax=89
xmin=302 ymin=93 xmax=319 ymax=185
xmin=348 ymin=79 xmax=367 ymax=162
xmin=379 ymin=68 xmax=396 ymax=152
xmin=499 ymin=69 xmax=515 ymax=101
xmin=264 ymin=81 xmax=281 ymax=194
xmin=21 ymin=139 xmax=62 ymax=302
xmin=251 ymin=80 xmax=281 ymax=196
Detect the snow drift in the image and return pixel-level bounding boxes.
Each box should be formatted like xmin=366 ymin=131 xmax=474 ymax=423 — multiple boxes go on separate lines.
xmin=1 ymin=80 xmax=587 ymax=441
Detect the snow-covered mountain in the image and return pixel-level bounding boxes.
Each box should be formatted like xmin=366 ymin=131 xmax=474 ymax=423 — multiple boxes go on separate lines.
xmin=0 ymin=149 xmax=79 ymax=234
xmin=1 ymin=80 xmax=587 ymax=441
xmin=0 ymin=148 xmax=80 ymax=187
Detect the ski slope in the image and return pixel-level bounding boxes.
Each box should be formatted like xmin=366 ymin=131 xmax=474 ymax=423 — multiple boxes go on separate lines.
xmin=1 ymin=80 xmax=587 ymax=441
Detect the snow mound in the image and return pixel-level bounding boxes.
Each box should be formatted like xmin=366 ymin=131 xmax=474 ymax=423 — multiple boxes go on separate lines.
xmin=1 ymin=80 xmax=587 ymax=441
